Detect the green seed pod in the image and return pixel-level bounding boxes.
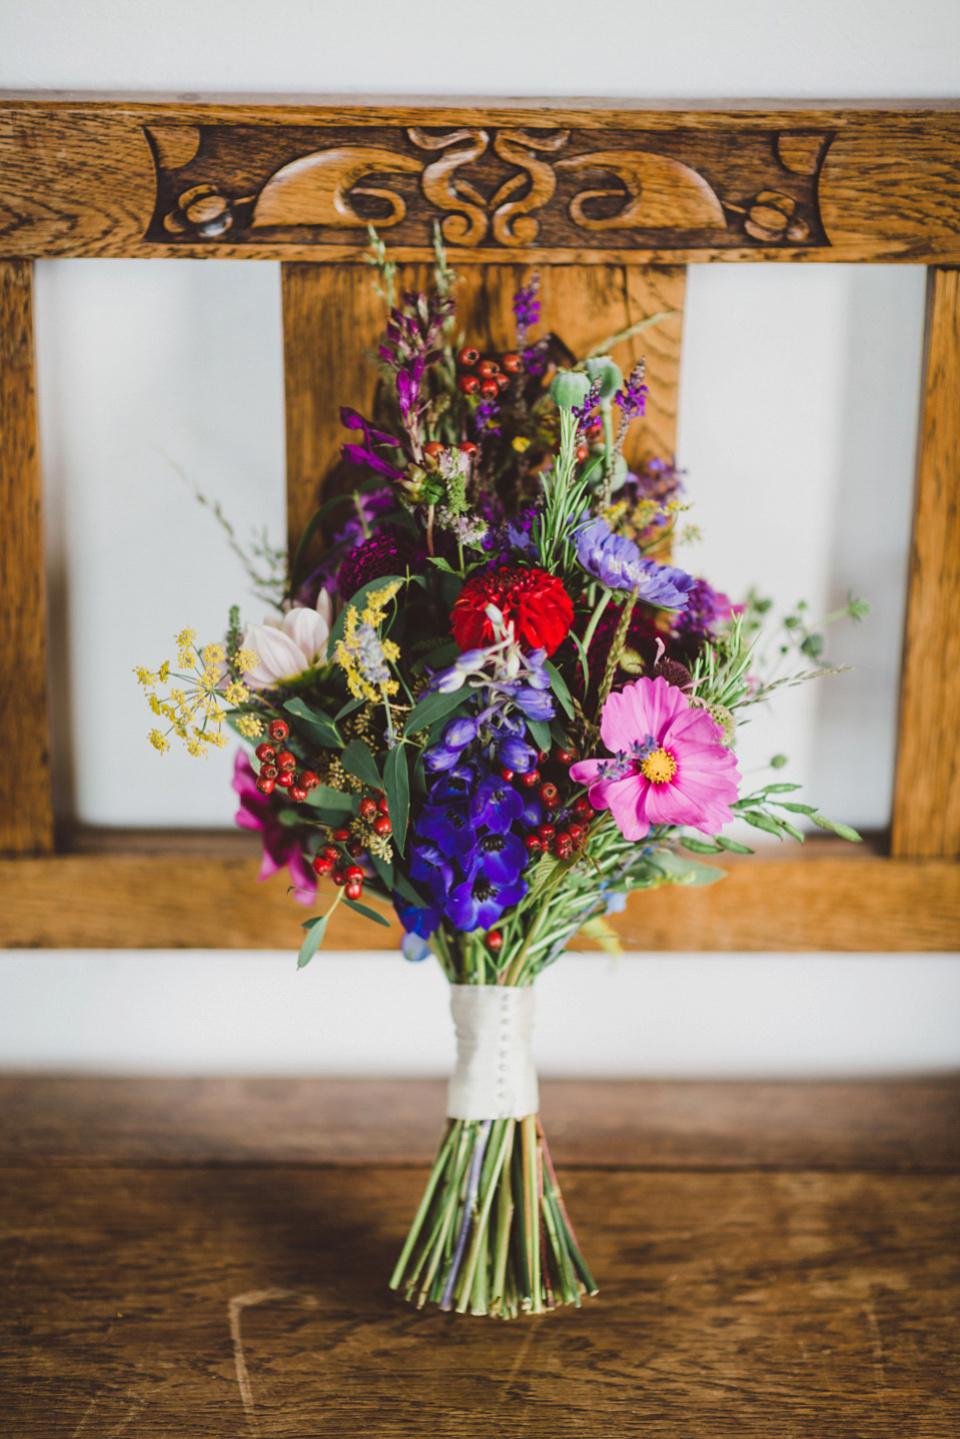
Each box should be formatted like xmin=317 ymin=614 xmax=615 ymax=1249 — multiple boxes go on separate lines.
xmin=550 ymin=368 xmax=592 ymax=409
xmin=584 ymin=355 xmax=623 ymax=404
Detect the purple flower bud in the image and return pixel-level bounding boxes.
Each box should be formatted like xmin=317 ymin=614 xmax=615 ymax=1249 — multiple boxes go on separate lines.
xmin=498 ymin=737 xmax=537 ymax=773
xmin=424 ymin=744 xmax=462 ymax=772
xmin=442 ymin=716 xmax=479 ymax=750
xmin=513 ymin=686 xmax=555 ymax=722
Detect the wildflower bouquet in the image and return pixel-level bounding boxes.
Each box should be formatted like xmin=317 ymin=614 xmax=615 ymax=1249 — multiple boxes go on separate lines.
xmin=139 ymin=245 xmax=861 ymax=1320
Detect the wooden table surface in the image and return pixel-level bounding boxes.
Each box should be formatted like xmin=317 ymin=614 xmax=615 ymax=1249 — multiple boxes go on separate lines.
xmin=1 ymin=1077 xmax=958 ymax=1437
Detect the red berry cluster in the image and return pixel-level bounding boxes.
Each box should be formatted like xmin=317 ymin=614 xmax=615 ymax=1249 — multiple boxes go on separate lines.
xmin=254 ymin=720 xmax=320 ymax=802
xmin=503 ymin=746 xmax=592 ymax=861
xmin=311 ymin=793 xmax=392 ymax=901
xmin=456 ymin=347 xmax=522 ymax=398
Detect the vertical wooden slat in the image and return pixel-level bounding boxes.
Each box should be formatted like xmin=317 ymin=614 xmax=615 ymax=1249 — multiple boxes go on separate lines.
xmin=281 ymin=260 xmax=686 ymax=555
xmin=0 ymin=259 xmax=53 ymax=854
xmin=891 ymin=267 xmax=960 ymax=858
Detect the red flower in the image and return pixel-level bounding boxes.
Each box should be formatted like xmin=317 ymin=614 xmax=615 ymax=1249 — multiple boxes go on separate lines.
xmin=451 ymin=567 xmax=573 ymax=657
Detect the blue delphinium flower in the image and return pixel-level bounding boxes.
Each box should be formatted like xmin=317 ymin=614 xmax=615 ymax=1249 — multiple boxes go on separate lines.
xmin=447 ymin=873 xmax=527 ymax=932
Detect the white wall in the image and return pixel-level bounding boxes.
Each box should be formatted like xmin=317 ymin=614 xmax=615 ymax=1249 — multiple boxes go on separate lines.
xmin=1 ymin=0 xmax=958 ymax=1077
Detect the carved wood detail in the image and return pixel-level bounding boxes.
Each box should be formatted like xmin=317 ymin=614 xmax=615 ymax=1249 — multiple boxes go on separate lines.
xmin=143 ymin=123 xmax=833 ymax=253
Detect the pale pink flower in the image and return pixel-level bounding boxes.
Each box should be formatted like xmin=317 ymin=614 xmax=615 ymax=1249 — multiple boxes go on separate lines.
xmin=242 ymin=591 xmax=333 ymax=691
xmin=570 ymin=676 xmax=740 ymax=841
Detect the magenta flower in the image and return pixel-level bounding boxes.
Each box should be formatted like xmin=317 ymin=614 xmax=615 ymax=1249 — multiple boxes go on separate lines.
xmin=232 ymin=752 xmax=316 ymax=904
xmin=570 ymin=677 xmax=740 ymax=840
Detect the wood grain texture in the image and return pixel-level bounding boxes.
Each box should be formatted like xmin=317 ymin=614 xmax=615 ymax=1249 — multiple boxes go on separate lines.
xmin=0 ymin=835 xmax=957 ymax=950
xmin=1 ymin=1076 xmax=956 ymax=1172
xmin=1 ymin=1163 xmax=957 ymax=1435
xmin=1 ymin=101 xmax=960 ymax=263
xmin=0 ymin=260 xmax=53 ymax=854
xmin=892 ymin=267 xmax=960 ymax=858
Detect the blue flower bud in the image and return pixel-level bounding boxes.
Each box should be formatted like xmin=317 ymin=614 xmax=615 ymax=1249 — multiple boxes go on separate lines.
xmin=442 ymin=716 xmax=479 ymax=750
xmin=424 ymin=744 xmax=462 ymax=772
xmin=498 ymin=736 xmax=537 ymax=773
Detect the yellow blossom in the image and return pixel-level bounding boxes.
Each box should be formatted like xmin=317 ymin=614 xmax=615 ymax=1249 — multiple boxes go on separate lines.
xmin=235 ymin=714 xmax=263 ymax=738
xmin=148 ymin=729 xmax=170 ymax=753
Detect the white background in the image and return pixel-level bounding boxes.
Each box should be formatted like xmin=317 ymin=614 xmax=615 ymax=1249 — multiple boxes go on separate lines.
xmin=1 ymin=0 xmax=958 ymax=1076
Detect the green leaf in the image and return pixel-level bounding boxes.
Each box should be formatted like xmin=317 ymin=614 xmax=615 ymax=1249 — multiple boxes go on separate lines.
xmin=383 ymin=744 xmax=410 ymax=855
xmin=758 ymin=783 xmax=802 ymax=795
xmin=427 ymin=555 xmax=459 ymax=573
xmin=775 ymin=818 xmax=806 ymax=844
xmin=651 ymin=850 xmax=726 ymax=886
xmin=342 ymin=738 xmax=382 ymax=791
xmin=369 ymin=850 xmax=394 ymax=892
xmin=283 ymin=697 xmax=342 ymax=748
xmin=327 ymin=574 xmax=406 ymax=654
xmin=527 ymin=852 xmax=563 ymax=901
xmin=297 ymin=910 xmax=332 ymax=968
xmin=543 ymin=660 xmax=575 ymax=719
xmin=343 ymin=896 xmax=393 ymax=927
xmin=527 ymin=719 xmax=552 ymax=753
xmin=549 ymin=717 xmax=571 ymax=750
xmin=334 ymin=696 xmax=366 ymax=723
xmin=714 ymin=835 xmax=754 ymax=854
xmin=776 ymin=801 xmax=818 ymax=815
xmin=304 ymin=783 xmax=355 ymax=817
xmin=677 ymin=835 xmax=724 ymax=854
xmin=740 ymin=810 xmax=786 ymax=839
xmin=404 ymin=687 xmax=465 ymax=736
xmin=810 ymin=814 xmax=863 ymax=843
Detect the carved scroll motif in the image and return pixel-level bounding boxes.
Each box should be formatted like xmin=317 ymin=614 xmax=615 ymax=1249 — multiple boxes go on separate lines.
xmin=408 ymin=128 xmax=490 ymax=245
xmin=490 ymin=130 xmax=569 ymax=246
xmin=251 ymin=148 xmax=423 ymax=229
xmin=143 ymin=123 xmax=832 ymax=252
xmin=559 ymin=151 xmax=727 ymax=232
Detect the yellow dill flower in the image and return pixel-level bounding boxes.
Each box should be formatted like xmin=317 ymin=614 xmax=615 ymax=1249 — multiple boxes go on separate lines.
xmin=176 ymin=628 xmax=197 ymax=666
xmin=148 ymin=728 xmax=170 ymax=753
xmin=135 ymin=666 xmax=157 ymax=689
xmin=235 ymin=714 xmax=263 ymax=738
xmin=236 ymin=648 xmax=258 ymax=674
xmin=223 ymin=680 xmax=250 ymax=706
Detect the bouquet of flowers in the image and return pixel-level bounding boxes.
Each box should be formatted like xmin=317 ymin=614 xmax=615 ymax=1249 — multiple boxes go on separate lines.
xmin=138 ymin=240 xmax=861 ymax=1319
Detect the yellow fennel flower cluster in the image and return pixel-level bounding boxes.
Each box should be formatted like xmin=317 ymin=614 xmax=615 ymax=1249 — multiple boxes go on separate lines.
xmin=335 ymin=582 xmax=402 ymax=705
xmin=135 ymin=632 xmax=261 ymax=755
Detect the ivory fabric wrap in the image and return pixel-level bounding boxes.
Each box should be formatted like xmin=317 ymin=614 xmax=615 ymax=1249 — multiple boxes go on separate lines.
xmin=447 ymin=984 xmax=539 ymax=1120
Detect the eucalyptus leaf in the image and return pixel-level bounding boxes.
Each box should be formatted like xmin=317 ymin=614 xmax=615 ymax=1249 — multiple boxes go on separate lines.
xmin=404 ymin=688 xmax=465 ymax=736
xmin=527 ymin=719 xmax=552 ymax=753
xmin=677 ymin=835 xmax=724 ymax=855
xmin=776 ymin=801 xmax=819 ymax=815
xmin=369 ymin=850 xmax=395 ymax=892
xmin=283 ymin=697 xmax=342 ymax=748
xmin=384 ymin=744 xmax=410 ymax=855
xmin=543 ymin=659 xmax=575 ymax=719
xmin=343 ymin=896 xmax=393 ymax=927
xmin=714 ymin=836 xmax=754 ymax=854
xmin=304 ymin=784 xmax=356 ymax=817
xmin=334 ymin=696 xmax=366 ymax=723
xmin=297 ymin=911 xmax=331 ymax=968
xmin=342 ymin=739 xmax=382 ymax=791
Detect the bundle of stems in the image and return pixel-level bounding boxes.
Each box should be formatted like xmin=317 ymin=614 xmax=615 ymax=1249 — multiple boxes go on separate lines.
xmin=390 ymin=1112 xmax=597 ymax=1318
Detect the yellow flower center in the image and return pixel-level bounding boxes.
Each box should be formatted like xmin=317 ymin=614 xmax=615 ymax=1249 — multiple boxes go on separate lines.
xmin=640 ymin=747 xmax=677 ymax=785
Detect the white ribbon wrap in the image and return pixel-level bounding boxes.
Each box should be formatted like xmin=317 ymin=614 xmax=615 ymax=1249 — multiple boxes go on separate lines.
xmin=446 ymin=985 xmax=539 ymax=1120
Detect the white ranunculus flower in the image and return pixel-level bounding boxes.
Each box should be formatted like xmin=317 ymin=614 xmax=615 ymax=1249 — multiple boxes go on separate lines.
xmin=242 ymin=591 xmax=333 ymax=691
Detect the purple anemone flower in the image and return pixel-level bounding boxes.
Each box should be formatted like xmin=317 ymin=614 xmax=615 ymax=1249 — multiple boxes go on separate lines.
xmin=576 ymin=516 xmax=695 ymax=609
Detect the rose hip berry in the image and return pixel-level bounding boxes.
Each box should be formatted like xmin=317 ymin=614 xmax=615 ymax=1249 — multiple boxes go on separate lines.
xmin=267 ymin=719 xmax=289 ymax=742
xmin=289 ymin=785 xmax=308 ymax=803
xmin=312 ymin=855 xmax=333 ymax=876
xmin=373 ymin=815 xmax=392 ymax=837
xmin=333 ymin=827 xmax=350 ymax=842
xmin=255 ymin=743 xmax=276 ymax=763
xmin=274 ymin=770 xmax=294 ymax=788
xmin=457 ymin=346 xmax=479 ymax=367
xmin=486 ymin=930 xmax=503 ymax=952
xmin=458 ymin=374 xmax=480 ymax=395
xmin=256 ymin=776 xmax=275 ymax=796
xmin=299 ymin=771 xmax=320 ymax=791
xmin=358 ymin=797 xmax=378 ymax=820
xmin=275 ymin=750 xmax=296 ymax=771
xmin=344 ymin=880 xmax=363 ymax=901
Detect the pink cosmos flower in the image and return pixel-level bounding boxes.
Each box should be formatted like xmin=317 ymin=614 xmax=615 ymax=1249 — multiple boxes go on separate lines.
xmin=232 ymin=752 xmax=316 ymax=904
xmin=570 ymin=676 xmax=740 ymax=841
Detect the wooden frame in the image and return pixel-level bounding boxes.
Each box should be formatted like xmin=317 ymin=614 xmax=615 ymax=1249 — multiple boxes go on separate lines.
xmin=1 ymin=97 xmax=958 ymax=951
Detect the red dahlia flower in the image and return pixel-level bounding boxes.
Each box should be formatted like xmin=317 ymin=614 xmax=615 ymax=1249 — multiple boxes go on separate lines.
xmin=451 ymin=567 xmax=573 ymax=657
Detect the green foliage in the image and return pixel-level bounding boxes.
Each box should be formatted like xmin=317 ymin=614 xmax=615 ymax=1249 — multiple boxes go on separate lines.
xmin=341 ymin=739 xmax=382 ymax=790
xmin=384 ymin=744 xmax=410 ymax=855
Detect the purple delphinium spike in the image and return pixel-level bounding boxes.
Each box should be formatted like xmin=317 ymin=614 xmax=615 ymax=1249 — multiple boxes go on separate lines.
xmin=512 ymin=274 xmax=541 ymax=349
